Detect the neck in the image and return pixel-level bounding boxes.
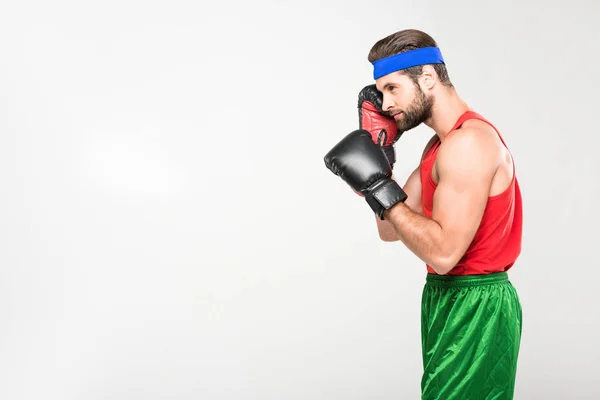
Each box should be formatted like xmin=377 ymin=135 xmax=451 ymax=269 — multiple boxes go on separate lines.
xmin=424 ymin=86 xmax=470 ymax=140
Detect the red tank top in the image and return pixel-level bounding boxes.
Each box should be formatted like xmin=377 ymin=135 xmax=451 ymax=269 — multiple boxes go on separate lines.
xmin=420 ymin=110 xmax=522 ymax=275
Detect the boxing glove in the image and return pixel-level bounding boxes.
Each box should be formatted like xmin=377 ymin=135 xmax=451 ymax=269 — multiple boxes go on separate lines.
xmin=358 ymin=84 xmax=402 ymax=167
xmin=324 ymin=129 xmax=408 ymax=219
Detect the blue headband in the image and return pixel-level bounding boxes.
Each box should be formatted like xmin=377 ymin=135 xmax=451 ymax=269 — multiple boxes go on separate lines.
xmin=372 ymin=47 xmax=445 ymax=79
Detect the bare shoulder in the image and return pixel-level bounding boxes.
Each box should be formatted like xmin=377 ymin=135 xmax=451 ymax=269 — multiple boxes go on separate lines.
xmin=437 ymin=120 xmax=505 ymax=177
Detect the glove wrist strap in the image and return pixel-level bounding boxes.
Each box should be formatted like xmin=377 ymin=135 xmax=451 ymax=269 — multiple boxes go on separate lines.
xmin=365 ymin=179 xmax=408 ymax=220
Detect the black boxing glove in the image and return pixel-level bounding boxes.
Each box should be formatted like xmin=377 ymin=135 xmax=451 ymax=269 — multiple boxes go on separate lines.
xmin=358 ymin=84 xmax=402 ymax=167
xmin=324 ymin=129 xmax=408 ymax=219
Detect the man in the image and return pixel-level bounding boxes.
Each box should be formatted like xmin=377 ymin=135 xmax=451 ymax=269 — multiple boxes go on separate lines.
xmin=324 ymin=29 xmax=523 ymax=399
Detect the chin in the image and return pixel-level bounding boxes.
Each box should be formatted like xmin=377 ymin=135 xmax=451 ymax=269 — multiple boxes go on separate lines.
xmin=397 ymin=123 xmax=419 ymax=133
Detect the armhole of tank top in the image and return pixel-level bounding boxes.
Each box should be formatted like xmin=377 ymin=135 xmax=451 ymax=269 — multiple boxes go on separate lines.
xmin=471 ymin=118 xmax=516 ymax=202
xmin=487 ymin=151 xmax=516 ymax=201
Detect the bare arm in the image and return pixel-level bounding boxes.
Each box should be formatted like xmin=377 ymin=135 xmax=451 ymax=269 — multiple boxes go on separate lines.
xmin=375 ymin=168 xmax=422 ymax=241
xmin=376 ymin=135 xmax=437 ymax=242
xmin=381 ymin=129 xmax=498 ymax=274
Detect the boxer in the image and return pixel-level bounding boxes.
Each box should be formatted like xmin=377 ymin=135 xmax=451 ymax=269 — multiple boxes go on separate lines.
xmin=325 ymin=29 xmax=523 ymax=400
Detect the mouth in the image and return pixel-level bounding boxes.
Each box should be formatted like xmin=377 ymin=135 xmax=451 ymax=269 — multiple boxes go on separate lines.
xmin=392 ymin=112 xmax=403 ymax=121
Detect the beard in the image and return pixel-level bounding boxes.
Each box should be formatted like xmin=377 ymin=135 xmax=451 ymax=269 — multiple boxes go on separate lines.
xmin=395 ymin=84 xmax=434 ymax=133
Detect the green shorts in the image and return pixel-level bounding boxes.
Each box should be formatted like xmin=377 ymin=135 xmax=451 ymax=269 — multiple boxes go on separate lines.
xmin=421 ymin=272 xmax=523 ymax=400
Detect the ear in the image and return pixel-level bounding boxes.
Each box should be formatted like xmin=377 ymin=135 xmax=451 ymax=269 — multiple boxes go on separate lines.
xmin=419 ymin=65 xmax=437 ymax=90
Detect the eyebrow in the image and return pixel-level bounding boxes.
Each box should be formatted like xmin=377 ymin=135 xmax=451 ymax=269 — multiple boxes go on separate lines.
xmin=382 ymin=82 xmax=396 ymax=91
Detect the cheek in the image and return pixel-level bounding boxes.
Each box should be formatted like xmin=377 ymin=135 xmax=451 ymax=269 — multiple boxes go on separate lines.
xmin=401 ymin=88 xmax=417 ymax=108
xmin=394 ymin=88 xmax=410 ymax=104
xmin=396 ymin=93 xmax=409 ymax=109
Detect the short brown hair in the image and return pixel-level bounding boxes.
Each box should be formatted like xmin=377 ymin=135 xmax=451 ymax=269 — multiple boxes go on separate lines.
xmin=368 ymin=29 xmax=452 ymax=87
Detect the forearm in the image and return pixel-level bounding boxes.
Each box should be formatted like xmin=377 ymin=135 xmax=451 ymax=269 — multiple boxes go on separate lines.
xmin=375 ymin=213 xmax=400 ymax=241
xmin=375 ymin=171 xmax=421 ymax=242
xmin=383 ymin=203 xmax=454 ymax=274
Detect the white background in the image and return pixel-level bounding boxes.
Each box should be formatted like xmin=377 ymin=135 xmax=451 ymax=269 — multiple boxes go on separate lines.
xmin=0 ymin=0 xmax=598 ymax=398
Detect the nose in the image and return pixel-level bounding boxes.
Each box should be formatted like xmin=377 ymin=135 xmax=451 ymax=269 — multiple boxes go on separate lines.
xmin=381 ymin=93 xmax=395 ymax=112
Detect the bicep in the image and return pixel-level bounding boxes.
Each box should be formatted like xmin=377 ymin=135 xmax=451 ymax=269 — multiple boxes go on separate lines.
xmin=432 ymin=171 xmax=491 ymax=249
xmin=431 ymin=134 xmax=497 ymax=263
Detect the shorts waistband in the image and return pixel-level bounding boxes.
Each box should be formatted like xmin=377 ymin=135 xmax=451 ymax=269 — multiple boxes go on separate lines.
xmin=425 ymin=272 xmax=508 ymax=288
